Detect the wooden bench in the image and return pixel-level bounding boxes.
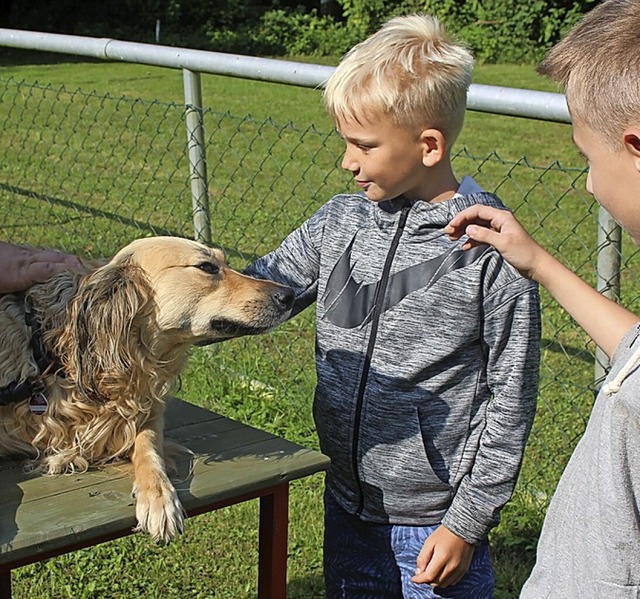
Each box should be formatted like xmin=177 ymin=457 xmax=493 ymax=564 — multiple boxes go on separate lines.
xmin=0 ymin=398 xmax=329 ymax=598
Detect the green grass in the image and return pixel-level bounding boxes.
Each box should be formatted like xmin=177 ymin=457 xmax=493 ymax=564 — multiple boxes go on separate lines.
xmin=1 ymin=52 xmax=633 ymax=598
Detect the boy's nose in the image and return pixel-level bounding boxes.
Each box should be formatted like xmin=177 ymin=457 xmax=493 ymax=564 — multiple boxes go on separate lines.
xmin=341 ymin=148 xmax=358 ymax=172
xmin=586 ymin=169 xmax=593 ymax=195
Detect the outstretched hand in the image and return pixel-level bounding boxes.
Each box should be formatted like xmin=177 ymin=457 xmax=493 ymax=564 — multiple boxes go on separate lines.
xmin=0 ymin=242 xmax=82 ymax=294
xmin=444 ymin=204 xmax=549 ymax=281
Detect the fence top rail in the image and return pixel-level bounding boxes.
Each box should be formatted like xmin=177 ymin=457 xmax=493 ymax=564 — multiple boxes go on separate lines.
xmin=0 ymin=27 xmax=571 ymax=124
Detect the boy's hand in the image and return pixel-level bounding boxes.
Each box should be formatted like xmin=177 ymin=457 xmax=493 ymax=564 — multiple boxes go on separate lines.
xmin=444 ymin=204 xmax=549 ymax=281
xmin=411 ymin=525 xmax=474 ymax=588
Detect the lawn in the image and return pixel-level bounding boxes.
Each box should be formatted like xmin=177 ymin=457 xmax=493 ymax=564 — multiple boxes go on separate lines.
xmin=1 ymin=51 xmax=635 ymax=598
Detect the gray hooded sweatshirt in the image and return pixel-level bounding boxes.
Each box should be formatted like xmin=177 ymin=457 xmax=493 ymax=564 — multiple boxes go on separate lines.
xmin=246 ymin=177 xmax=541 ymax=544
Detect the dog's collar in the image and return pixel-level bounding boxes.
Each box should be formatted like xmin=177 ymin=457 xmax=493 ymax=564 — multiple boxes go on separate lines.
xmin=0 ymin=297 xmax=62 ymax=406
xmin=24 ymin=296 xmax=56 ymax=375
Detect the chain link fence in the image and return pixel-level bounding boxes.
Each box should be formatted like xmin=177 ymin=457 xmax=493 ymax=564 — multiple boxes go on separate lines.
xmin=1 ymin=69 xmax=639 ymax=542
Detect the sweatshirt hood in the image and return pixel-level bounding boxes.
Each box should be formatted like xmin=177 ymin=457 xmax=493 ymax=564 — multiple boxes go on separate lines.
xmin=373 ymin=176 xmax=508 ymax=240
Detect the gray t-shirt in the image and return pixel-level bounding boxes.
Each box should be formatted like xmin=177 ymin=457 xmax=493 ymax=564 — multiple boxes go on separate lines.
xmin=521 ymin=322 xmax=640 ymax=598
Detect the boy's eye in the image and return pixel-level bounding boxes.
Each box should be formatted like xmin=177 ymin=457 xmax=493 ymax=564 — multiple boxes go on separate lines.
xmin=196 ymin=262 xmax=220 ymax=275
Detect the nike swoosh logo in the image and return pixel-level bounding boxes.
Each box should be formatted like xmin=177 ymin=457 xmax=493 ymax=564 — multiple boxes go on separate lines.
xmin=323 ymin=234 xmax=490 ymax=329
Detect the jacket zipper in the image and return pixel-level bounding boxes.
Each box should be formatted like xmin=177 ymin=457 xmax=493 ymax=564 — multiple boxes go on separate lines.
xmin=352 ymin=202 xmax=411 ymax=517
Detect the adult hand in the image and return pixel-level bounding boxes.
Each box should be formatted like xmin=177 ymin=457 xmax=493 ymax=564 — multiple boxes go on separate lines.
xmin=0 ymin=242 xmax=82 ymax=294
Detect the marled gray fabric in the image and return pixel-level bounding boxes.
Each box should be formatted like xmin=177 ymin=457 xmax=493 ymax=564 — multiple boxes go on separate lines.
xmin=246 ymin=180 xmax=541 ymax=544
xmin=521 ymin=323 xmax=640 ymax=598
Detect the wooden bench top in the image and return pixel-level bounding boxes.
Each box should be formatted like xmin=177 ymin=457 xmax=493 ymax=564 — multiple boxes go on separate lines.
xmin=0 ymin=397 xmax=329 ymax=568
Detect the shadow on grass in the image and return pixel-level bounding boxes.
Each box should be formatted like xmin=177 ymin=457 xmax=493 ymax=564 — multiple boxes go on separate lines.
xmin=493 ymin=546 xmax=536 ymax=599
xmin=1 ymin=182 xmax=183 ymax=236
xmin=542 ymin=337 xmax=594 ymax=363
xmin=491 ymin=525 xmax=539 ymax=599
xmin=0 ymin=182 xmax=259 ymax=261
xmin=288 ymin=574 xmax=325 ymax=599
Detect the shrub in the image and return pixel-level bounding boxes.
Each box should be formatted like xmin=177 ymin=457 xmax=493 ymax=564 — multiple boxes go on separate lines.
xmin=394 ymin=0 xmax=597 ymax=64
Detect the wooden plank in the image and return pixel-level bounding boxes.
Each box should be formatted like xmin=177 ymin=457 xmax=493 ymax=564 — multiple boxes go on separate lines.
xmin=0 ymin=398 xmax=235 ymax=507
xmin=0 ymin=406 xmax=243 ymax=509
xmin=164 ymin=397 xmax=228 ymax=429
xmin=0 ymin=398 xmax=329 ymax=568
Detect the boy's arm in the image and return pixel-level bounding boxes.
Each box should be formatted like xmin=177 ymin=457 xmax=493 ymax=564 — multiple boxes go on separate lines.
xmin=414 ymin=270 xmax=540 ymax=587
xmin=440 ymin=271 xmax=541 ymax=544
xmin=244 ymin=204 xmax=327 ymax=316
xmin=445 ymin=204 xmax=639 ymax=357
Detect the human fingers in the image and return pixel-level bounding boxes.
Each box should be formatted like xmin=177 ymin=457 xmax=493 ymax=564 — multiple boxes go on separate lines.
xmin=412 ymin=526 xmax=475 ymax=588
xmin=26 ymin=261 xmax=73 ymax=284
xmin=412 ymin=540 xmax=435 ymax=583
xmin=411 ymin=539 xmax=447 ymax=586
xmin=425 ymin=551 xmax=473 ymax=588
xmin=412 ymin=557 xmax=445 ymax=587
xmin=447 ymin=205 xmax=545 ymax=278
xmin=444 ymin=204 xmax=512 ymax=240
xmin=8 ymin=253 xmax=82 ymax=292
xmin=31 ymin=248 xmax=82 ymax=268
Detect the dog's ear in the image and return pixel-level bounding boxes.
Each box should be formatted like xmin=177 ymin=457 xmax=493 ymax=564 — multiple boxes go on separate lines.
xmin=56 ymin=260 xmax=155 ymax=402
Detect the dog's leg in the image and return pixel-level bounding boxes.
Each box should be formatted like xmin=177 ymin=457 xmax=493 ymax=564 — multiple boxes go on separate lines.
xmin=131 ymin=406 xmax=184 ymax=543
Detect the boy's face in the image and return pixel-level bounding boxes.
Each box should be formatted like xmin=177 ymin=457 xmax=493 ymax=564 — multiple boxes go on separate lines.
xmin=336 ymin=114 xmax=432 ymax=202
xmin=572 ymin=118 xmax=640 ymax=244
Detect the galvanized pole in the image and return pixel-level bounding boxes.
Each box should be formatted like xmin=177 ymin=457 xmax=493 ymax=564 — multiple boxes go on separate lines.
xmin=183 ymin=68 xmax=211 ymax=244
xmin=595 ymin=206 xmax=622 ymax=387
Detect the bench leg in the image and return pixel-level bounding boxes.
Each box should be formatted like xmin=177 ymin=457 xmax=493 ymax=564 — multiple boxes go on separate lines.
xmin=0 ymin=570 xmax=11 ymax=599
xmin=258 ymin=484 xmax=289 ymax=599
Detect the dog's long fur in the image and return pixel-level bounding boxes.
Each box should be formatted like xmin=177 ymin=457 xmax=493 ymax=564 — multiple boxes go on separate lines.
xmin=0 ymin=236 xmax=294 ymax=542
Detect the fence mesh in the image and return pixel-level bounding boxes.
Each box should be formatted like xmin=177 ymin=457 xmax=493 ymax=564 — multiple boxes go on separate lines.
xmin=2 ymin=74 xmax=638 ymax=540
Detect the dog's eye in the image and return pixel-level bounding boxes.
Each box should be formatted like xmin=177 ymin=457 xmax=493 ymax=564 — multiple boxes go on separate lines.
xmin=197 ymin=262 xmax=220 ymax=275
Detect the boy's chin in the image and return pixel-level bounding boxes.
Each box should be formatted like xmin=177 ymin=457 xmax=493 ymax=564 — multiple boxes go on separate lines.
xmin=363 ymin=189 xmax=390 ymax=203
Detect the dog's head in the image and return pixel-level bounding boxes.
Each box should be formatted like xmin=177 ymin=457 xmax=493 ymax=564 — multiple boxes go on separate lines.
xmin=110 ymin=236 xmax=294 ymax=345
xmin=34 ymin=237 xmax=294 ymax=401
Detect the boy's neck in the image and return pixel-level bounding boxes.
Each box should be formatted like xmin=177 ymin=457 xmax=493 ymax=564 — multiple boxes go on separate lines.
xmin=412 ymin=162 xmax=460 ymax=203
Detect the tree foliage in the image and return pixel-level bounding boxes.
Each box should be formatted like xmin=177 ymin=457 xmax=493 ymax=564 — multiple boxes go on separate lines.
xmin=2 ymin=0 xmax=599 ymax=64
xmin=397 ymin=0 xmax=598 ymax=63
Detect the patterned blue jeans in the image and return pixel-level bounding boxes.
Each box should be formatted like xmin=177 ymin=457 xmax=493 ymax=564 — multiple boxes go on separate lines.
xmin=323 ymin=491 xmax=494 ymax=599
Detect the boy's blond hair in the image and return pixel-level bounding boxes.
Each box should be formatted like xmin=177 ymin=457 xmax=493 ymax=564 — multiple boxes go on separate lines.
xmin=323 ymin=14 xmax=474 ymax=145
xmin=538 ymin=0 xmax=640 ymax=149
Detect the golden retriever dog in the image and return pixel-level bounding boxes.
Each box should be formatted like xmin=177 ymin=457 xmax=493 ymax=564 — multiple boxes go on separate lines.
xmin=0 ymin=236 xmax=294 ymax=542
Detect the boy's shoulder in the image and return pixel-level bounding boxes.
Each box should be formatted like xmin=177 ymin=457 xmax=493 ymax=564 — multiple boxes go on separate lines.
xmin=453 ymin=176 xmax=507 ymax=211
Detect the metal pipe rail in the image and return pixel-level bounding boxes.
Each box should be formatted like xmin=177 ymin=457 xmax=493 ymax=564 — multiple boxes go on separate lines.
xmin=0 ymin=28 xmax=571 ymax=123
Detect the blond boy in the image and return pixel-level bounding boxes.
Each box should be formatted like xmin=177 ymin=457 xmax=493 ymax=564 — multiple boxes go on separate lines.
xmin=247 ymin=14 xmax=540 ymax=597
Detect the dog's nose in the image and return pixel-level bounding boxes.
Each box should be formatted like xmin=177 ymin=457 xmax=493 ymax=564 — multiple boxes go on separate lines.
xmin=274 ymin=286 xmax=295 ymax=311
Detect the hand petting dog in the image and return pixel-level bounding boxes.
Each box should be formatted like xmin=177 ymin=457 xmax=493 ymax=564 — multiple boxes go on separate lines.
xmin=0 ymin=241 xmax=82 ymax=294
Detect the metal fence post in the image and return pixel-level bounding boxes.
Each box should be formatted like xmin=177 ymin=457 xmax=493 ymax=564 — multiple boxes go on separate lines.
xmin=183 ymin=68 xmax=211 ymax=244
xmin=595 ymin=206 xmax=622 ymax=387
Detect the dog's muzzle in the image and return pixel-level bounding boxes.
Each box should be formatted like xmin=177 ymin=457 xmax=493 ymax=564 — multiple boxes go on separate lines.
xmin=196 ymin=285 xmax=295 ymax=346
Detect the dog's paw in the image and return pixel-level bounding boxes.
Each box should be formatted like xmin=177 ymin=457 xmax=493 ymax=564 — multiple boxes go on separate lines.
xmin=132 ymin=475 xmax=185 ymax=543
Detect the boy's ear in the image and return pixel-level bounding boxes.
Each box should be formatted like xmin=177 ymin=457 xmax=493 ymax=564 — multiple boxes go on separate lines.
xmin=420 ymin=129 xmax=447 ymax=167
xmin=623 ymin=128 xmax=640 ymax=172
